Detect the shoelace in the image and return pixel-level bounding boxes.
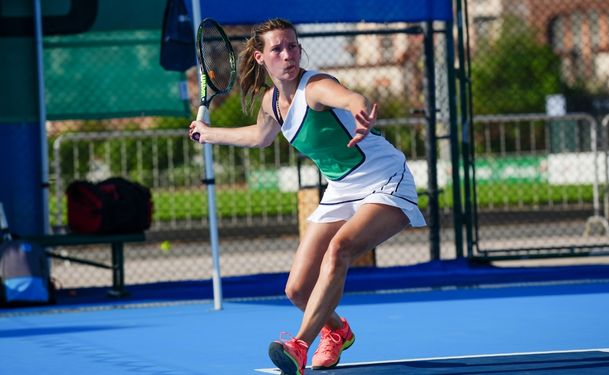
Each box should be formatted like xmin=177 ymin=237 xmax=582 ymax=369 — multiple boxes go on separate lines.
xmin=278 ymin=331 xmax=295 ymax=343
xmin=315 ymin=331 xmax=342 ymax=354
xmin=278 ymin=332 xmax=309 ymax=350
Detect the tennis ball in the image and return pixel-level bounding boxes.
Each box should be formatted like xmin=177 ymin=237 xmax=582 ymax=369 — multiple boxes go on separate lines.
xmin=160 ymin=240 xmax=172 ymax=252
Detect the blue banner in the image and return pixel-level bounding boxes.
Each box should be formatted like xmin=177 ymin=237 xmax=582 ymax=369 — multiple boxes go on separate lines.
xmin=185 ymin=0 xmax=453 ymax=25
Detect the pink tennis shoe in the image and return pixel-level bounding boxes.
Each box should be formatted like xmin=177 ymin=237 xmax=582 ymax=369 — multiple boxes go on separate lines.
xmin=311 ymin=317 xmax=355 ymax=369
xmin=268 ymin=334 xmax=309 ymax=375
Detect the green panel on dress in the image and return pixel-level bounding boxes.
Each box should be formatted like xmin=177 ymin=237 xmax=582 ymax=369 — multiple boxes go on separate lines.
xmin=291 ymin=109 xmax=364 ymax=181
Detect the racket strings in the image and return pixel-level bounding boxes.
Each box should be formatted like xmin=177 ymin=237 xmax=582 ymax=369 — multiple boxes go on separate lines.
xmin=200 ymin=22 xmax=234 ymax=93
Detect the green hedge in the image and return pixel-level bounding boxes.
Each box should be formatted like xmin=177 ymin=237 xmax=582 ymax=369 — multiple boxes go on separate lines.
xmin=49 ymin=182 xmax=595 ymax=226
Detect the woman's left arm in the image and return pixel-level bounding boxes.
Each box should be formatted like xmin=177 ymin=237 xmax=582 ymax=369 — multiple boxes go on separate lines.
xmin=306 ymin=75 xmax=378 ymax=147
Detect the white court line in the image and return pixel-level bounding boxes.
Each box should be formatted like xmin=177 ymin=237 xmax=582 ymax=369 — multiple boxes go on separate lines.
xmin=255 ymin=348 xmax=609 ymax=373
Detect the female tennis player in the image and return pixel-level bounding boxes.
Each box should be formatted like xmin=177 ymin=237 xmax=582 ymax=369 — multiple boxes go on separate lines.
xmin=189 ymin=18 xmax=426 ymax=375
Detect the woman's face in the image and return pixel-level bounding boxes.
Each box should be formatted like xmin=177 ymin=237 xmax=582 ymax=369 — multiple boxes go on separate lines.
xmin=255 ymin=28 xmax=301 ymax=81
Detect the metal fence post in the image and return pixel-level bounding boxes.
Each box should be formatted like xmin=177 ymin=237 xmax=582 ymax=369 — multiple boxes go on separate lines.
xmin=444 ymin=16 xmax=464 ymax=259
xmin=423 ymin=20 xmax=441 ymax=261
xmin=602 ymin=114 xmax=609 ymax=220
xmin=583 ymin=115 xmax=609 ymax=236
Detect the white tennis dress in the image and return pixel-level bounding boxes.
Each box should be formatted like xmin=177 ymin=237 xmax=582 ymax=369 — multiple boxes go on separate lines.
xmin=274 ymin=70 xmax=426 ymax=227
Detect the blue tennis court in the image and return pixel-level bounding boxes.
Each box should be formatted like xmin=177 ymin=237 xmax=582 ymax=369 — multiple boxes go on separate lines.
xmin=2 ymin=263 xmax=609 ymax=375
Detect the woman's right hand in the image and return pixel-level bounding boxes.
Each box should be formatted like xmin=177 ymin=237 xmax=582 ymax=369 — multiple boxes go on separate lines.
xmin=189 ymin=120 xmax=209 ymax=143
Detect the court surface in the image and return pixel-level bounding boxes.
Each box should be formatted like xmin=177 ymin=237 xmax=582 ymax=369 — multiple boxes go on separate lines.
xmin=2 ymin=275 xmax=609 ymax=375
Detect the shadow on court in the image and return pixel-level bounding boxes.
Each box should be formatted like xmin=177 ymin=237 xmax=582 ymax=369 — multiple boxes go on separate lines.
xmin=0 ymin=324 xmax=134 ymax=338
xmin=305 ymin=351 xmax=609 ymax=374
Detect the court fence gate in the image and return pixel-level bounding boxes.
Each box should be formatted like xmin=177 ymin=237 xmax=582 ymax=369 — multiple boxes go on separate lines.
xmin=465 ymin=113 xmax=609 ymax=262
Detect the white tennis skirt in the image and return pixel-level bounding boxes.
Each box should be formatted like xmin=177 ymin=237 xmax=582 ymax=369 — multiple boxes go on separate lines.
xmin=307 ymin=192 xmax=427 ymax=228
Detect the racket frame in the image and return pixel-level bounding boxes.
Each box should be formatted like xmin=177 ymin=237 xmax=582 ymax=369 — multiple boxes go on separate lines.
xmin=194 ymin=18 xmax=236 ymax=128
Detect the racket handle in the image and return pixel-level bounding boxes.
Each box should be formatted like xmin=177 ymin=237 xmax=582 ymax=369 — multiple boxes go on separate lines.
xmin=192 ymin=105 xmax=211 ymax=142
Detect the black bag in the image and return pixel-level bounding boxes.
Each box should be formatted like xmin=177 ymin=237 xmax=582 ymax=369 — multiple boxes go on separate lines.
xmin=0 ymin=240 xmax=55 ymax=307
xmin=160 ymin=0 xmax=196 ymax=72
xmin=67 ymin=177 xmax=153 ymax=234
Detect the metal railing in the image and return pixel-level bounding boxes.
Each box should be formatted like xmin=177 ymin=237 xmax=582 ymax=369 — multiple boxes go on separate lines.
xmin=50 ymin=120 xmax=433 ymax=234
xmin=470 ymin=113 xmax=609 ymax=260
xmin=50 ymin=114 xmax=609 ymax=238
xmin=46 ymin=113 xmax=609 ymax=288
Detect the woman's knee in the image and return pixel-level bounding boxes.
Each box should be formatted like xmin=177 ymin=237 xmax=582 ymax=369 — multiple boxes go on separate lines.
xmin=285 ymin=279 xmax=311 ymax=308
xmin=324 ymin=237 xmax=354 ymax=274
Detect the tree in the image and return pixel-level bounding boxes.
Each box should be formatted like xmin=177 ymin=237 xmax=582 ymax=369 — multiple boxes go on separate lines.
xmin=472 ymin=17 xmax=563 ymax=115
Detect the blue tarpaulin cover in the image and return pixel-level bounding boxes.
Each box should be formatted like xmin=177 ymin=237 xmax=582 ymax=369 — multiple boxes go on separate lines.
xmin=162 ymin=0 xmax=453 ymax=71
xmin=185 ymin=0 xmax=453 ymax=25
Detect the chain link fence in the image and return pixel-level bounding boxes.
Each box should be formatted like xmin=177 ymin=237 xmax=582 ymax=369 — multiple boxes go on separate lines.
xmin=46 ymin=21 xmax=444 ymax=289
xmin=42 ymin=0 xmax=609 ymax=289
xmin=466 ymin=0 xmax=609 ymax=261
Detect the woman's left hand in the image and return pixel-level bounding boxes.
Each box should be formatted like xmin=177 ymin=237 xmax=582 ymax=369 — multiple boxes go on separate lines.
xmin=348 ymin=103 xmax=378 ymax=148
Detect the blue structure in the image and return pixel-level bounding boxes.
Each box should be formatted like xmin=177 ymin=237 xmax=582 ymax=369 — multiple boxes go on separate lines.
xmin=0 ymin=0 xmax=47 ymax=236
xmin=184 ymin=0 xmax=452 ymax=25
xmin=0 ymin=125 xmax=46 ymax=235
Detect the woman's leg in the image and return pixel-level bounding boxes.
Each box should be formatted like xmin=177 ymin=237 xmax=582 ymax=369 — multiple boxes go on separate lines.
xmin=285 ymin=220 xmax=345 ymax=330
xmin=296 ymin=203 xmax=410 ymax=344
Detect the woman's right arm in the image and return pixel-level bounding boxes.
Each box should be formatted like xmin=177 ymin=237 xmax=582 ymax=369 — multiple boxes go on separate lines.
xmin=189 ymin=91 xmax=281 ymax=148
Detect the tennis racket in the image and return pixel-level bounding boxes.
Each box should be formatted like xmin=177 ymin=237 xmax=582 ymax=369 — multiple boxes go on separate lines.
xmin=191 ymin=18 xmax=237 ymax=141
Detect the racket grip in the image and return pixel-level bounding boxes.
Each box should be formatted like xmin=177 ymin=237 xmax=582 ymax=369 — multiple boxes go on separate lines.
xmin=192 ymin=106 xmax=210 ymax=142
